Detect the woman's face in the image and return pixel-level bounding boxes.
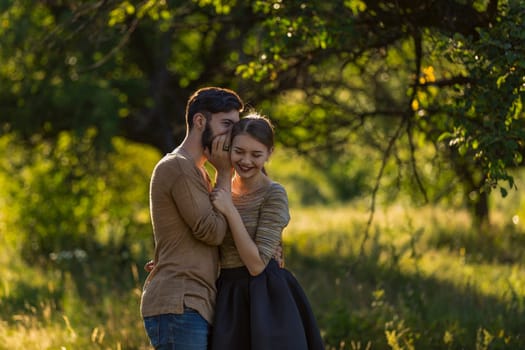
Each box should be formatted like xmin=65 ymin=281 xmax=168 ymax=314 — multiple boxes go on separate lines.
xmin=230 ymin=133 xmax=271 ymax=179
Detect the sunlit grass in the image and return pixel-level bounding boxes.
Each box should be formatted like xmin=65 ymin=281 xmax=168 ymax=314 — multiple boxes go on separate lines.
xmin=1 ymin=201 xmax=525 ymax=349
xmin=281 ymin=202 xmax=525 ymax=349
xmin=0 ymin=234 xmax=149 ymax=350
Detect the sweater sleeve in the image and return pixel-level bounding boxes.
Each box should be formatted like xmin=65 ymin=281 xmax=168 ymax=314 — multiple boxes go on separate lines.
xmin=254 ymin=184 xmax=290 ymax=265
xmin=153 ymin=157 xmax=227 ymax=246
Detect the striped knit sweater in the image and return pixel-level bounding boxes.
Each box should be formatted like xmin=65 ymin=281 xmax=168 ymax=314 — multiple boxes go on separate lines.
xmin=219 ymin=182 xmax=290 ymax=269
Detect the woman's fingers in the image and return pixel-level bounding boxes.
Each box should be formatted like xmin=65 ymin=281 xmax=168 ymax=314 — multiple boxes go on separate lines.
xmin=211 ymin=134 xmax=228 ymax=154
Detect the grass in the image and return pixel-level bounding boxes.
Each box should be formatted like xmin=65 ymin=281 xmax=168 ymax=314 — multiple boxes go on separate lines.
xmin=283 ymin=203 xmax=525 ymax=349
xmin=1 ymin=202 xmax=525 ymax=349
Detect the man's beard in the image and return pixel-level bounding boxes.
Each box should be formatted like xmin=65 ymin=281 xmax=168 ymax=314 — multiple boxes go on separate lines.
xmin=201 ymin=122 xmax=213 ymax=152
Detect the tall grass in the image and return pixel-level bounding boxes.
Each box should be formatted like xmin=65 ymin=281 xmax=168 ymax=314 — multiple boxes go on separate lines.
xmin=1 ymin=202 xmax=524 ymax=349
xmin=1 ymin=134 xmax=524 ymax=349
xmin=283 ymin=203 xmax=525 ymax=349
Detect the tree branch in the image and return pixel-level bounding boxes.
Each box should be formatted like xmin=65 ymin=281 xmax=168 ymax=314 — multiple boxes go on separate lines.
xmin=351 ymin=116 xmax=407 ymax=272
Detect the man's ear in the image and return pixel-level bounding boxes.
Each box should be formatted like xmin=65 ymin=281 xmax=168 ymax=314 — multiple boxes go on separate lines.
xmin=193 ymin=113 xmax=206 ymax=130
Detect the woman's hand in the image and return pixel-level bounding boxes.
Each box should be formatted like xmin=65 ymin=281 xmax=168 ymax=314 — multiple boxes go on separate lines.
xmin=210 ymin=188 xmax=234 ymax=215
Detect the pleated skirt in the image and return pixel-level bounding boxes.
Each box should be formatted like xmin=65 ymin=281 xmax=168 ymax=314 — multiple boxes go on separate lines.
xmin=210 ymin=259 xmax=325 ymax=350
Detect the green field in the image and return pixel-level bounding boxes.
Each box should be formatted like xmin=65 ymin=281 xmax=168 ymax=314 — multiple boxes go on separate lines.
xmin=1 ymin=137 xmax=524 ymax=349
xmin=1 ymin=201 xmax=524 ymax=349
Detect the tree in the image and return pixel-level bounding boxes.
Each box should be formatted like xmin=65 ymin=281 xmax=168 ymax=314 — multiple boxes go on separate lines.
xmin=1 ymin=0 xmax=524 ymax=224
xmin=236 ymin=0 xmax=525 ymax=225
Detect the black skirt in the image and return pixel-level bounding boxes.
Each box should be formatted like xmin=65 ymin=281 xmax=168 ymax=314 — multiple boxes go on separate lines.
xmin=210 ymin=259 xmax=325 ymax=350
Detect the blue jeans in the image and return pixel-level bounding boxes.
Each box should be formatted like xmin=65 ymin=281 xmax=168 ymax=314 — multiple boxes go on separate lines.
xmin=143 ymin=308 xmax=210 ymax=350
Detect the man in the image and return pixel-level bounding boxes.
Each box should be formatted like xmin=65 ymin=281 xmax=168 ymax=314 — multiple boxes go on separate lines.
xmin=141 ymin=87 xmax=243 ymax=350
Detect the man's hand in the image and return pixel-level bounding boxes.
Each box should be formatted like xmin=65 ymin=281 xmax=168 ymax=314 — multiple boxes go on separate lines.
xmin=205 ymin=133 xmax=232 ymax=174
xmin=205 ymin=133 xmax=233 ymax=190
xmin=273 ymin=243 xmax=285 ymax=268
xmin=144 ymin=260 xmax=155 ymax=272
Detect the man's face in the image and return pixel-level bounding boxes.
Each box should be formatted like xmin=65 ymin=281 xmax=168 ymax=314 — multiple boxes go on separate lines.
xmin=201 ymin=110 xmax=240 ymax=150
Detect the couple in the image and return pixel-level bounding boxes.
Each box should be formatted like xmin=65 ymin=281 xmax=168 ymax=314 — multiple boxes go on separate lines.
xmin=140 ymin=87 xmax=324 ymax=350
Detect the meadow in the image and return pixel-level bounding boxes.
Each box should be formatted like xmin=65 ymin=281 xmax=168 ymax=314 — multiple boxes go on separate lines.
xmin=1 ymin=137 xmax=524 ymax=349
xmin=1 ymin=201 xmax=524 ymax=349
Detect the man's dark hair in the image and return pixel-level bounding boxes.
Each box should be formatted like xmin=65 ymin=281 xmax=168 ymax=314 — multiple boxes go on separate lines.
xmin=186 ymin=87 xmax=244 ymax=129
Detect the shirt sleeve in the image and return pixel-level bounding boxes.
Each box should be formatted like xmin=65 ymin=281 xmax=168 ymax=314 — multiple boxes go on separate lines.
xmin=157 ymin=158 xmax=227 ymax=246
xmin=254 ymin=184 xmax=291 ymax=265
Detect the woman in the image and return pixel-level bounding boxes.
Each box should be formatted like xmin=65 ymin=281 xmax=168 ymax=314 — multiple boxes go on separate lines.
xmin=210 ymin=113 xmax=324 ymax=350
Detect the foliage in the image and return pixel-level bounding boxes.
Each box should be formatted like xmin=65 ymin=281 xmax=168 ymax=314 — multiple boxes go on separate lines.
xmin=443 ymin=1 xmax=525 ymax=195
xmin=0 ymin=0 xmax=257 ymax=152
xmin=239 ymin=0 xmax=525 ymax=222
xmin=1 ymin=1 xmax=524 ymax=210
xmin=244 ymin=0 xmax=525 ymax=180
xmin=268 ymin=148 xmax=372 ymax=205
xmin=0 ymin=131 xmax=159 ymax=265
